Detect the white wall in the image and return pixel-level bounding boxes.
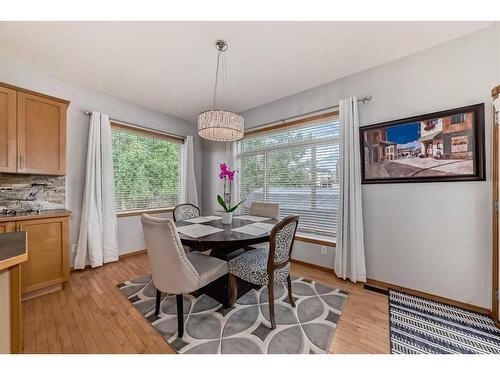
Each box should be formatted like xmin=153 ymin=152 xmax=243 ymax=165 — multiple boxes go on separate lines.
xmin=0 ymin=54 xmax=200 ymax=261
xmin=203 ymin=27 xmax=498 ymax=308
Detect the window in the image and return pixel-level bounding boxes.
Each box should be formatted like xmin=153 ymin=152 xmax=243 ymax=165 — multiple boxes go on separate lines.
xmin=236 ymin=113 xmax=339 ymax=241
xmin=111 ymin=124 xmax=183 ymax=212
xmin=451 ymin=135 xmax=468 ymax=153
xmin=451 ymin=113 xmax=466 ymax=125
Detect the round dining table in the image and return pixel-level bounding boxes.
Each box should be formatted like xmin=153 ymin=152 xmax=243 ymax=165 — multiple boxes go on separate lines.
xmin=175 ymin=216 xmax=279 ymax=307
xmin=176 ymin=216 xmax=279 ymax=260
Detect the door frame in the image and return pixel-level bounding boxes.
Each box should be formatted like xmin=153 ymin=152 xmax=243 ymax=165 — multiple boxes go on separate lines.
xmin=492 ymin=84 xmax=500 ymax=327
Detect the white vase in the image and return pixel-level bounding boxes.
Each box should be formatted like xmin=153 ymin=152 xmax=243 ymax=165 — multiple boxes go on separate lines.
xmin=221 ymin=211 xmax=233 ymax=225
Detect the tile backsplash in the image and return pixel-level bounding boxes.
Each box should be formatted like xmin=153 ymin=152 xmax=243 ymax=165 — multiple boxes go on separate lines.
xmin=0 ymin=174 xmax=65 ymax=211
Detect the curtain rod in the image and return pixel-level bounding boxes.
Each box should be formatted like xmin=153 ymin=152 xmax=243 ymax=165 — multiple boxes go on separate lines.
xmin=251 ymin=95 xmax=372 ymax=129
xmin=83 ymin=111 xmax=186 ymax=140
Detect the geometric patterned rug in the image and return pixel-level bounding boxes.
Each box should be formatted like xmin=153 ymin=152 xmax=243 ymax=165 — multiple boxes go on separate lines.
xmin=117 ymin=274 xmax=348 ymax=354
xmin=389 ymin=290 xmax=500 ymax=354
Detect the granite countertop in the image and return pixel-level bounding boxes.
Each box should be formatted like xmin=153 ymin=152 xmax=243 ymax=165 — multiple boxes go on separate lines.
xmin=0 ymin=209 xmax=71 ymax=223
xmin=0 ymin=231 xmax=28 ymax=271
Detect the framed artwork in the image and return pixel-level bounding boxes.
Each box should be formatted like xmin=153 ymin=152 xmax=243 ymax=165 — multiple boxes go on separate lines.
xmin=360 ymin=103 xmax=485 ymax=184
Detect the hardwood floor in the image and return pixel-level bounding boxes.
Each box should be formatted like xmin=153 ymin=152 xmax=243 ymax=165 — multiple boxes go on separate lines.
xmin=21 ymin=253 xmax=390 ymax=354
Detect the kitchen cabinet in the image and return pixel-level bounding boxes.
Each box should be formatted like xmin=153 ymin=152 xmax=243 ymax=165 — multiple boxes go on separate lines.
xmin=0 ymin=82 xmax=68 ymax=176
xmin=0 ymin=222 xmax=15 ymax=234
xmin=17 ymin=215 xmax=69 ymax=296
xmin=0 ymin=86 xmax=16 ymax=173
xmin=0 ymin=231 xmax=27 ymax=353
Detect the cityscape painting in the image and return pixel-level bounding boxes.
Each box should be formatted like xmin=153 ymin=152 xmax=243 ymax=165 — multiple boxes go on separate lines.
xmin=360 ymin=104 xmax=485 ymax=183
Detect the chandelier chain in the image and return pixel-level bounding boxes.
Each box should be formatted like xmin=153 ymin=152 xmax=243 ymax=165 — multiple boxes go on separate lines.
xmin=213 ymin=49 xmax=222 ymax=108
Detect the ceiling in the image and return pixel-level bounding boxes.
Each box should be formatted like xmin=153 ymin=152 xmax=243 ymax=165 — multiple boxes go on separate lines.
xmin=0 ymin=21 xmax=492 ymax=122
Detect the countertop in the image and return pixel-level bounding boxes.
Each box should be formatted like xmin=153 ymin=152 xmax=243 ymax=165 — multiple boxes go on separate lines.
xmin=0 ymin=231 xmax=28 ymax=271
xmin=0 ymin=209 xmax=71 ymax=223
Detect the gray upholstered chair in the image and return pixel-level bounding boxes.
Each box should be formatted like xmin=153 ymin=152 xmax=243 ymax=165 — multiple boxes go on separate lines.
xmin=141 ymin=214 xmax=228 ymax=338
xmin=228 ymin=215 xmax=300 ymax=329
xmin=249 ymin=202 xmax=279 ymax=219
xmin=173 ymin=203 xmax=200 ymax=222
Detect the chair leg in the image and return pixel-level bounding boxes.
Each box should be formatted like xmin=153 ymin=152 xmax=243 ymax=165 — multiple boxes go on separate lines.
xmin=268 ymin=282 xmax=276 ymax=330
xmin=287 ymin=275 xmax=295 ymax=308
xmin=155 ymin=288 xmax=161 ymax=316
xmin=176 ymin=294 xmax=184 ymax=338
xmin=229 ymin=273 xmax=238 ymax=308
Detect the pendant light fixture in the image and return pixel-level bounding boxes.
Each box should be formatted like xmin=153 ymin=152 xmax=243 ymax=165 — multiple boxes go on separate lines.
xmin=198 ymin=40 xmax=244 ymax=142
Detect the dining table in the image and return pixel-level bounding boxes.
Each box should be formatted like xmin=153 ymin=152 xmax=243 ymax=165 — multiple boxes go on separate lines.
xmin=175 ymin=215 xmax=279 ymax=307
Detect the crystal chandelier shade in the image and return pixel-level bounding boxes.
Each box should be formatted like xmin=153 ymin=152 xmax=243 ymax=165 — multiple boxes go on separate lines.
xmin=198 ymin=40 xmax=244 ymax=142
xmin=198 ymin=110 xmax=244 ymax=142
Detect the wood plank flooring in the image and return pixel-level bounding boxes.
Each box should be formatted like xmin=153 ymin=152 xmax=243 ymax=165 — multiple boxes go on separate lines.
xmin=22 ymin=253 xmax=390 ymax=354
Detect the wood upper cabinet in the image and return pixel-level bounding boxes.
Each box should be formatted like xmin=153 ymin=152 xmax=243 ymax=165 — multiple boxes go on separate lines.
xmin=18 ymin=216 xmax=69 ymax=294
xmin=17 ymin=92 xmax=67 ymax=175
xmin=0 ymin=86 xmax=17 ymax=173
xmin=0 ymin=82 xmax=68 ymax=176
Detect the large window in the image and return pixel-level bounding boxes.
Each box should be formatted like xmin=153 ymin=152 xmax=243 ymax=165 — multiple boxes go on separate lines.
xmin=111 ymin=124 xmax=183 ymax=212
xmin=236 ymin=113 xmax=339 ymax=241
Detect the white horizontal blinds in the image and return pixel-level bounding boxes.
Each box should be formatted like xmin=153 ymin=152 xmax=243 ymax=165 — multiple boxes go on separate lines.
xmin=111 ymin=124 xmax=183 ymax=212
xmin=237 ymin=114 xmax=339 ymax=239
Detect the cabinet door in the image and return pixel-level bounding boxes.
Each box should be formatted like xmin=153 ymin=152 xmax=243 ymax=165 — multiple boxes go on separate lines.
xmin=0 ymin=221 xmax=15 ymax=233
xmin=0 ymin=86 xmax=17 ymax=173
xmin=17 ymin=92 xmax=67 ymax=175
xmin=18 ymin=217 xmax=69 ymax=293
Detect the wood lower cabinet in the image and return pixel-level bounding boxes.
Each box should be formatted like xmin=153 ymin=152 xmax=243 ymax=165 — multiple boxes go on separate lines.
xmin=17 ymin=216 xmax=69 ymax=296
xmin=0 ymin=222 xmax=15 ymax=234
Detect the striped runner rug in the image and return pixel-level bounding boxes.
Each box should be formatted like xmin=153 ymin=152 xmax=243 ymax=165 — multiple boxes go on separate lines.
xmin=389 ymin=290 xmax=500 ymax=354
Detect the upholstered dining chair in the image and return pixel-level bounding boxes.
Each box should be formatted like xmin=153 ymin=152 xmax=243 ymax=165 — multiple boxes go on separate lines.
xmin=245 ymin=202 xmax=280 ymax=252
xmin=249 ymin=201 xmax=279 ymax=219
xmin=173 ymin=203 xmax=201 ymax=253
xmin=173 ymin=203 xmax=201 ymax=222
xmin=141 ymin=214 xmax=228 ymax=338
xmin=228 ymin=215 xmax=300 ymax=329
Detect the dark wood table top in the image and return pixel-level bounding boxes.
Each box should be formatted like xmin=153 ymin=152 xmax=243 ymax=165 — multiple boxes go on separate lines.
xmin=0 ymin=231 xmax=28 ymax=271
xmin=176 ymin=217 xmax=278 ymax=251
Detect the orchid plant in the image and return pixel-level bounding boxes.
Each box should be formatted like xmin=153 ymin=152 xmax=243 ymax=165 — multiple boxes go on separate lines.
xmin=217 ymin=163 xmax=244 ymax=213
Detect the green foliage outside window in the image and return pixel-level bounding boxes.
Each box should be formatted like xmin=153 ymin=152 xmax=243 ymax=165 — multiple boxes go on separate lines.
xmin=111 ymin=128 xmax=182 ymax=211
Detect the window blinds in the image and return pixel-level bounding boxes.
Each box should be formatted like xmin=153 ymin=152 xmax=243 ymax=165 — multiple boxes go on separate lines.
xmin=237 ymin=114 xmax=339 ymax=240
xmin=111 ymin=124 xmax=183 ymax=212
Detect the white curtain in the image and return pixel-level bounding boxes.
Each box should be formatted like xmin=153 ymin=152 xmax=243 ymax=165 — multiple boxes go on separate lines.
xmin=226 ymin=142 xmax=238 ymax=206
xmin=334 ymin=97 xmax=367 ymax=283
xmin=181 ymin=135 xmax=199 ymax=206
xmin=74 ymin=111 xmax=119 ymax=269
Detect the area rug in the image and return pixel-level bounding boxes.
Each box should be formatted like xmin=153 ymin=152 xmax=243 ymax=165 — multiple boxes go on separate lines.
xmin=389 ymin=290 xmax=500 ymax=354
xmin=117 ymin=274 xmax=348 ymax=354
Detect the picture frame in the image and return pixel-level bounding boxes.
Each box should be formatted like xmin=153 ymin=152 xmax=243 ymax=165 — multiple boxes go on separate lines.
xmin=360 ymin=103 xmax=485 ymax=184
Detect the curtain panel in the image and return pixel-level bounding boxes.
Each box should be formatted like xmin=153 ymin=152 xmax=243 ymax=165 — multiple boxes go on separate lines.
xmin=74 ymin=111 xmax=119 ymax=269
xmin=334 ymin=97 xmax=367 ymax=283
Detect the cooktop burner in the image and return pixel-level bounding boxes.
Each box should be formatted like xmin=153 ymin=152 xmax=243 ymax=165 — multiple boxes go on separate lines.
xmin=1 ymin=208 xmax=41 ymax=216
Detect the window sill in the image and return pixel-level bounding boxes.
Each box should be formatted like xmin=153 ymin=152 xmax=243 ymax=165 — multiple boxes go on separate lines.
xmin=295 ymin=235 xmax=336 ymax=247
xmin=116 ymin=207 xmax=174 ymax=218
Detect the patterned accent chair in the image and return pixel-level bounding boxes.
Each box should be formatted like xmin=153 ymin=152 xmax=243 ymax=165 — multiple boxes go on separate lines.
xmin=173 ymin=203 xmax=200 ymax=222
xmin=141 ymin=214 xmax=228 ymax=338
xmin=173 ymin=203 xmax=201 ymax=253
xmin=228 ymin=215 xmax=300 ymax=329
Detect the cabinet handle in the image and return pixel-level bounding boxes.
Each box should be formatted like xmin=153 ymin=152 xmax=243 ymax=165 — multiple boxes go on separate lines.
xmin=19 ymin=155 xmax=23 ymax=169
